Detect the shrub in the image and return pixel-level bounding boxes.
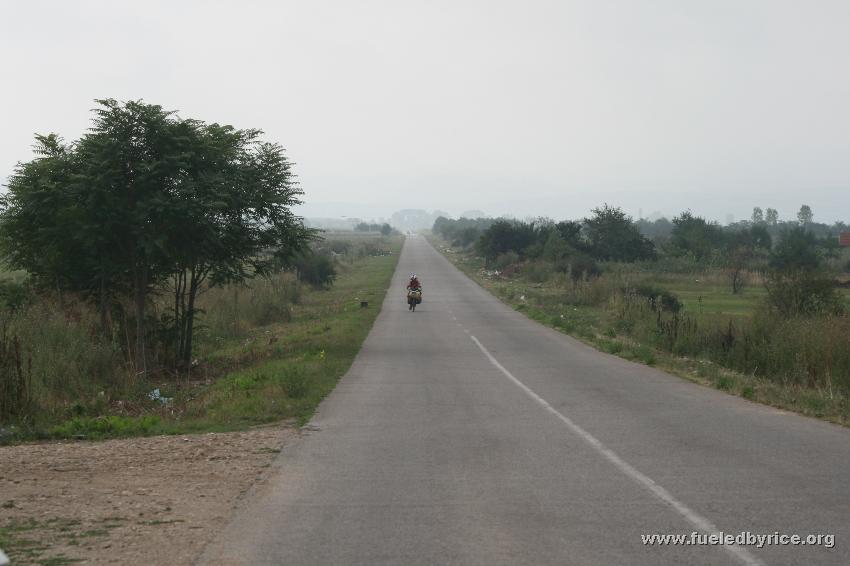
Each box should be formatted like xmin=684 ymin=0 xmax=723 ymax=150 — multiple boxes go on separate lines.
xmin=628 ymin=283 xmax=682 ymax=313
xmin=524 ymin=260 xmax=553 ymax=283
xmin=764 ymin=273 xmax=843 ymax=316
xmin=281 ymin=371 xmax=309 ymax=399
xmin=0 ymin=279 xmax=32 ymax=311
xmin=477 ymin=220 xmax=539 ymax=264
xmin=294 ymin=251 xmax=337 ymax=289
xmin=764 ymin=227 xmax=844 ymax=316
xmin=558 ymin=254 xmax=600 ymax=282
xmin=632 ymin=344 xmax=656 ymax=365
xmin=494 ymin=251 xmax=520 ymax=271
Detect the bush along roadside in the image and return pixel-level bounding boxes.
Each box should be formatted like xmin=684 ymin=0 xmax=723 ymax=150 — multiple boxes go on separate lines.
xmin=431 ymin=237 xmax=850 ymax=427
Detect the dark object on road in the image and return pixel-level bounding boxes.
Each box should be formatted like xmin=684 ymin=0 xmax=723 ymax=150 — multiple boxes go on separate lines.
xmin=360 ymin=301 xmax=369 ymax=308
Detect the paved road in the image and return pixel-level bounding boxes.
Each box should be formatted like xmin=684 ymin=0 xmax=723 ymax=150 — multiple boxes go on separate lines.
xmin=199 ymin=236 xmax=849 ymax=565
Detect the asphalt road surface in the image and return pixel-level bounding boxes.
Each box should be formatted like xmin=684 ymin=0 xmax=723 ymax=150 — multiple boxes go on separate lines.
xmin=199 ymin=236 xmax=849 ymax=565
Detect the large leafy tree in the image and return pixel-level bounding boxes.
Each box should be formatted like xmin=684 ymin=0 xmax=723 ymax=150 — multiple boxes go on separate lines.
xmin=73 ymin=100 xmax=191 ymax=373
xmin=0 ymin=100 xmax=313 ymax=374
xmin=162 ymin=121 xmax=313 ymax=369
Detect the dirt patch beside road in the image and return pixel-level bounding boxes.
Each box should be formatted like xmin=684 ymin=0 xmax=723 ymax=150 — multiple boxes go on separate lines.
xmin=0 ymin=425 xmax=296 ymax=565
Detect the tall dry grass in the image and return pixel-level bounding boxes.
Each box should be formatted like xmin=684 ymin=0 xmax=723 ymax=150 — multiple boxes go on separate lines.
xmin=0 ymin=300 xmax=128 ymax=424
xmin=497 ymin=261 xmax=850 ymax=394
xmin=0 ymin=271 xmax=303 ymax=426
xmin=612 ymin=295 xmax=850 ymax=393
xmin=197 ymin=272 xmax=300 ymax=341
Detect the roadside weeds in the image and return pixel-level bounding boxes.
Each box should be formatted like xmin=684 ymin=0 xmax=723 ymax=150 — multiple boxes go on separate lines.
xmin=432 ymin=237 xmax=849 ymax=427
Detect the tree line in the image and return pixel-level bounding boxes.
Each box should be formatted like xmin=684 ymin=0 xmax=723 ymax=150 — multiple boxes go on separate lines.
xmin=637 ymin=205 xmax=847 ymax=247
xmin=435 ymin=205 xmax=658 ymax=276
xmin=433 ymin=204 xmax=848 ymax=315
xmin=0 ymin=100 xmax=314 ymax=375
xmin=355 ymin=222 xmax=395 ymax=235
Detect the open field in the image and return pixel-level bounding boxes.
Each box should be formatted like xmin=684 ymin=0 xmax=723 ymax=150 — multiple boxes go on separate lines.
xmin=639 ymin=278 xmax=849 ymax=317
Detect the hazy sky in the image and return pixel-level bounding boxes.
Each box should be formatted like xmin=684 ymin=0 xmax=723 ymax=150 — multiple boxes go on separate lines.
xmin=2 ymin=0 xmax=849 ymax=223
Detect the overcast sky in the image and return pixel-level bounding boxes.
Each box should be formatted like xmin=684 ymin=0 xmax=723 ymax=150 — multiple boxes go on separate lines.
xmin=2 ymin=0 xmax=849 ymax=223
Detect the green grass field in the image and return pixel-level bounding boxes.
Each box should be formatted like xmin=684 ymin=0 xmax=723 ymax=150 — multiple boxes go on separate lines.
xmin=646 ymin=276 xmax=849 ymax=317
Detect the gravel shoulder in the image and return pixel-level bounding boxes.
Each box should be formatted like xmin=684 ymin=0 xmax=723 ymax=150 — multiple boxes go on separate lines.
xmin=0 ymin=425 xmax=296 ymax=565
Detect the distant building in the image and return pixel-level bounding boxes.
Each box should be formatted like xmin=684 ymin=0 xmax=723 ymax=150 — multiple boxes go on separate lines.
xmin=839 ymin=232 xmax=850 ymax=247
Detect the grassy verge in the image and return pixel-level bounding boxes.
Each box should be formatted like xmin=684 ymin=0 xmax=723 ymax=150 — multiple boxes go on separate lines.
xmin=1 ymin=235 xmax=402 ymax=442
xmin=431 ymin=237 xmax=850 ymax=426
xmin=181 ymin=241 xmax=400 ymax=429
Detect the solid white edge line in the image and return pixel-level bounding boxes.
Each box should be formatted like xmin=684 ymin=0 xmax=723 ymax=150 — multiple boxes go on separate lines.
xmin=469 ymin=335 xmax=764 ymax=566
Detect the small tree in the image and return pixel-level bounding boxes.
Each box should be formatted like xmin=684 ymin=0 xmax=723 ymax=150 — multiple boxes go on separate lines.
xmin=541 ymin=230 xmax=571 ymax=262
xmin=293 ymin=250 xmax=337 ymax=289
xmin=554 ymin=220 xmax=585 ymax=249
xmin=476 ymin=220 xmax=538 ymax=264
xmin=668 ymin=211 xmax=724 ymax=261
xmin=583 ymin=204 xmax=655 ymax=262
xmin=724 ymin=226 xmax=771 ymax=294
xmin=797 ymin=204 xmax=813 ymax=226
xmin=751 ymin=207 xmax=764 ymax=224
xmin=765 ymin=208 xmax=779 ymax=225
